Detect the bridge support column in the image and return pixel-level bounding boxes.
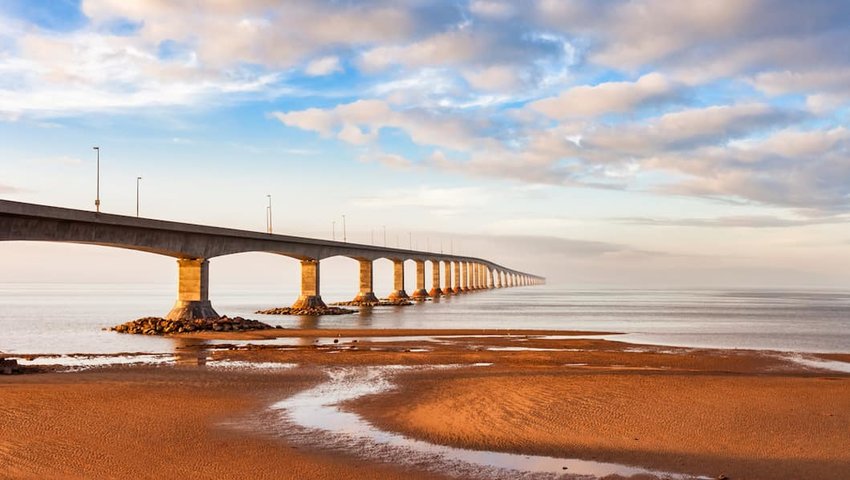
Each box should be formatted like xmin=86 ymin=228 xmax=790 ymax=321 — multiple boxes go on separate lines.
xmin=443 ymin=261 xmax=453 ymax=295
xmin=471 ymin=264 xmax=478 ymax=290
xmin=352 ymin=259 xmax=379 ymax=304
xmin=291 ymin=259 xmax=327 ymax=309
xmin=429 ymin=260 xmax=443 ymax=297
xmin=452 ymin=261 xmax=461 ymax=293
xmin=388 ymin=259 xmax=409 ymax=301
xmin=460 ymin=262 xmax=469 ymax=292
xmin=412 ymin=260 xmax=429 ymax=300
xmin=487 ymin=268 xmax=494 ymax=289
xmin=166 ymin=258 xmax=219 ymax=320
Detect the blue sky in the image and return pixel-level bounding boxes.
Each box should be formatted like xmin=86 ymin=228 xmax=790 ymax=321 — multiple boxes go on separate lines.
xmin=1 ymin=0 xmax=850 ymax=289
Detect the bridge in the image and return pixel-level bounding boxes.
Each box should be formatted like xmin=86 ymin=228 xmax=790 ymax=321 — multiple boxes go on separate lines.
xmin=0 ymin=200 xmax=544 ymax=319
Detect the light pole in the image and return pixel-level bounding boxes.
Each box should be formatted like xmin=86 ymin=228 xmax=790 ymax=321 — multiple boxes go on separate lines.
xmin=266 ymin=195 xmax=272 ymax=234
xmin=332 ymin=221 xmax=336 ymax=241
xmin=342 ymin=215 xmax=347 ymax=242
xmin=135 ymin=176 xmax=142 ymax=217
xmin=93 ymin=146 xmax=100 ymax=213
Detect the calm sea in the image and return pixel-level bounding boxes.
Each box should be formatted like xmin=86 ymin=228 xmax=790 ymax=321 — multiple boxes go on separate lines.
xmin=1 ymin=283 xmax=849 ymax=355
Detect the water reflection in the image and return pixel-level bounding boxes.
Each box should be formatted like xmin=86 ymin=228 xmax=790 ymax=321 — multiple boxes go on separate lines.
xmin=171 ymin=337 xmax=211 ymax=366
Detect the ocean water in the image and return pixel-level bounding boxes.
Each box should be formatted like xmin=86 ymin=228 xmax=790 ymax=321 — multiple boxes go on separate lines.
xmin=1 ymin=283 xmax=849 ymax=355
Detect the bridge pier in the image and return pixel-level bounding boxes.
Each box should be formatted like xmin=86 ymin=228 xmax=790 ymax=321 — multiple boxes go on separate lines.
xmin=166 ymin=258 xmax=219 ymax=320
xmin=487 ymin=268 xmax=494 ymax=288
xmin=452 ymin=261 xmax=462 ymax=293
xmin=411 ymin=260 xmax=429 ymax=300
xmin=352 ymin=259 xmax=379 ymax=304
xmin=388 ymin=259 xmax=409 ymax=301
xmin=429 ymin=260 xmax=443 ymax=297
xmin=291 ymin=259 xmax=327 ymax=309
xmin=442 ymin=261 xmax=453 ymax=295
xmin=460 ymin=262 xmax=469 ymax=292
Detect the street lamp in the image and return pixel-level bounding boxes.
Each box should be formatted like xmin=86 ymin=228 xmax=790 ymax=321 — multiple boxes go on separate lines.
xmin=266 ymin=195 xmax=273 ymax=234
xmin=342 ymin=214 xmax=347 ymax=242
xmin=135 ymin=176 xmax=142 ymax=217
xmin=332 ymin=220 xmax=336 ymax=241
xmin=92 ymin=146 xmax=100 ymax=213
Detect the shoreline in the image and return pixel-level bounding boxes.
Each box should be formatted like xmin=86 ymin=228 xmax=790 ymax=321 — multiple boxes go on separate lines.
xmin=2 ymin=331 xmax=848 ymax=479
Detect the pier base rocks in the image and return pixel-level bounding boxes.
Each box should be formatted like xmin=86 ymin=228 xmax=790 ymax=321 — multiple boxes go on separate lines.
xmin=255 ymin=306 xmax=355 ymax=316
xmin=111 ymin=316 xmax=275 ymax=335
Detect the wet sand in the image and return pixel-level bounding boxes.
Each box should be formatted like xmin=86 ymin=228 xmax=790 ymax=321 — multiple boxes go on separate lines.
xmin=2 ymin=329 xmax=849 ymax=479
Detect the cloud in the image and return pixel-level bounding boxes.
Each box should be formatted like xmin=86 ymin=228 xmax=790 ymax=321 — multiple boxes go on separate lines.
xmin=584 ymin=103 xmax=795 ymax=154
xmin=613 ymin=215 xmax=850 ymax=228
xmin=3 ymin=0 xmax=850 ymax=218
xmin=358 ymin=152 xmax=414 ymax=169
xmin=304 ymin=56 xmax=342 ymax=76
xmin=534 ymin=0 xmax=850 ymax=83
xmin=529 ymin=73 xmax=680 ymax=119
xmin=272 ymin=99 xmax=488 ymax=152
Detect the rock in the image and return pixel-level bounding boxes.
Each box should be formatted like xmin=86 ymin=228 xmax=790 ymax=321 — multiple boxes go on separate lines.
xmin=255 ymin=306 xmax=355 ymax=316
xmin=110 ymin=315 xmax=276 ymax=336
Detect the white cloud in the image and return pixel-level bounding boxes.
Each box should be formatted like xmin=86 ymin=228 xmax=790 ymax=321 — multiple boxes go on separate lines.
xmin=462 ymin=65 xmax=523 ymax=91
xmin=469 ymin=1 xmax=516 ymax=19
xmin=528 ymin=73 xmax=678 ymax=119
xmin=304 ymin=56 xmax=342 ymax=76
xmin=273 ymin=99 xmax=487 ymax=152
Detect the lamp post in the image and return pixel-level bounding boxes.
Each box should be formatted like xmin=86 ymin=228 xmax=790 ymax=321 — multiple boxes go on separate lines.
xmin=93 ymin=146 xmax=100 ymax=213
xmin=135 ymin=176 xmax=142 ymax=217
xmin=342 ymin=214 xmax=347 ymax=242
xmin=332 ymin=221 xmax=336 ymax=241
xmin=266 ymin=195 xmax=272 ymax=234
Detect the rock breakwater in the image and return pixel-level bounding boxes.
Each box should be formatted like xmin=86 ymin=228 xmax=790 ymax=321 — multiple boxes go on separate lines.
xmin=255 ymin=306 xmax=355 ymax=316
xmin=111 ymin=316 xmax=276 ymax=335
xmin=332 ymin=298 xmax=413 ymax=307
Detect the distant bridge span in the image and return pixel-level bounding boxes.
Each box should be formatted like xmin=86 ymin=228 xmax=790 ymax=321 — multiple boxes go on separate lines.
xmin=0 ymin=200 xmax=544 ymax=319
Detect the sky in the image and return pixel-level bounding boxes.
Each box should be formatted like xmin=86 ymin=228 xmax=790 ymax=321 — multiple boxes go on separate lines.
xmin=1 ymin=0 xmax=849 ymax=291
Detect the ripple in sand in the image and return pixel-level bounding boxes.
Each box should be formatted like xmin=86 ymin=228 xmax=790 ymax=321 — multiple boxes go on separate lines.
xmin=270 ymin=365 xmax=711 ymax=480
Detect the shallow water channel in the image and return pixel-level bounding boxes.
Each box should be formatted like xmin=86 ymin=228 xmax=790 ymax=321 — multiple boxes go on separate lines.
xmin=270 ymin=365 xmax=712 ymax=480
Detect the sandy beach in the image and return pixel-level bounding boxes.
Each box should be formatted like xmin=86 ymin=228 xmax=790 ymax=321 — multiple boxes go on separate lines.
xmin=2 ymin=330 xmax=849 ymax=480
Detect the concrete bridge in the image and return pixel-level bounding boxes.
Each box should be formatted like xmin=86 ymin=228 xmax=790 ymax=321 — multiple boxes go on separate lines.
xmin=0 ymin=200 xmax=544 ymax=319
